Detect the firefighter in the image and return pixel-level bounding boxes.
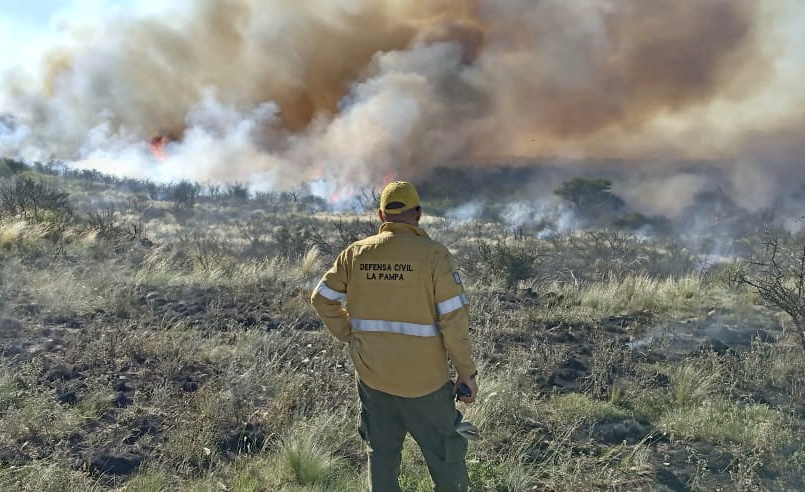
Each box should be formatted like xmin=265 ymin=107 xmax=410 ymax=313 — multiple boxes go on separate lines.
xmin=311 ymin=181 xmax=478 ymax=491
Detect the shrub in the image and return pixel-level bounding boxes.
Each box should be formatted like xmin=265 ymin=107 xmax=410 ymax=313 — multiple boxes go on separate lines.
xmin=227 ymin=182 xmax=250 ymax=202
xmin=170 ymin=180 xmax=200 ymax=210
xmin=737 ymin=227 xmax=805 ymax=349
xmin=475 ymin=237 xmax=541 ymax=289
xmin=0 ymin=157 xmax=27 ymax=176
xmin=0 ymin=176 xmax=72 ymax=222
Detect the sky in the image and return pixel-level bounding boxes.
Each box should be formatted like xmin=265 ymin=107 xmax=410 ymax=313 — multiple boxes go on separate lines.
xmin=0 ymin=1 xmax=116 ymax=68
xmin=0 ymin=1 xmax=183 ymax=69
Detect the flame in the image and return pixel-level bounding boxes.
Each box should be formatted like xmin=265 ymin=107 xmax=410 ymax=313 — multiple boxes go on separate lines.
xmin=382 ymin=168 xmax=397 ymax=185
xmin=150 ymin=135 xmax=169 ymax=160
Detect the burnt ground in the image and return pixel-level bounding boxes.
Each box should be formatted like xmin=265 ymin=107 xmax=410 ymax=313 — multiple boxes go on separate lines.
xmin=478 ymin=291 xmax=803 ymax=490
xmin=0 ymin=282 xmax=322 ymax=487
xmin=0 ymin=284 xmax=802 ymax=490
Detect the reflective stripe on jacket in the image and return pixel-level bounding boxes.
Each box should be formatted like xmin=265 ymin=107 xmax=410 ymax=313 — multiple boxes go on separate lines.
xmin=311 ymin=222 xmax=476 ymax=398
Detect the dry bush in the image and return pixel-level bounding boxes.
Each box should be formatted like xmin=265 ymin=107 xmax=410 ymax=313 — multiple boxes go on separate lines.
xmin=472 ymin=236 xmax=543 ymax=289
xmin=542 ymin=231 xmax=697 ymax=283
xmin=307 ymin=216 xmax=377 ymax=258
xmin=0 ymin=175 xmax=72 ymax=222
xmin=737 ymin=227 xmax=805 ymax=349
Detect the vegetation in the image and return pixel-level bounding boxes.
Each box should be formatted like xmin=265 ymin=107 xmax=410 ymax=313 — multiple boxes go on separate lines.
xmin=554 ymin=177 xmax=625 ymax=220
xmin=737 ymin=227 xmax=805 ymax=349
xmin=0 ymin=163 xmax=803 ymax=491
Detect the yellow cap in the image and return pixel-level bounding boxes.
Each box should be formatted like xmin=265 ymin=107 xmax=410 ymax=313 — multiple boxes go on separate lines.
xmin=379 ymin=181 xmax=420 ymax=215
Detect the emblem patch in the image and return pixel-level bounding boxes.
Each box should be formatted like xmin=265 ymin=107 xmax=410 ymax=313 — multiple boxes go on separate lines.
xmin=453 ymin=272 xmax=462 ymax=284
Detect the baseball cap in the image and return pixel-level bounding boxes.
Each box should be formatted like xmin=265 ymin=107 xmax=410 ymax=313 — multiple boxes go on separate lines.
xmin=379 ymin=181 xmax=420 ymax=215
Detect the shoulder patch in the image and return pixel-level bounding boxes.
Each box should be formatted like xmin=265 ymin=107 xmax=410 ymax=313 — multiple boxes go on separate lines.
xmin=453 ymin=272 xmax=462 ymax=284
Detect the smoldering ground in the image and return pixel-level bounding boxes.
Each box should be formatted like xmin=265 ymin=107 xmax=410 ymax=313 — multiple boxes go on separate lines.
xmin=1 ymin=0 xmax=804 ymax=213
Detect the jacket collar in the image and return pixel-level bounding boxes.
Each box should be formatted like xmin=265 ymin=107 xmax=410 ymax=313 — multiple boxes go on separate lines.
xmin=379 ymin=221 xmax=430 ymax=239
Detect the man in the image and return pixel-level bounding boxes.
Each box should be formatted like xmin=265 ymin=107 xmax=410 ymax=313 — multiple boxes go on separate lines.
xmin=311 ymin=181 xmax=478 ymax=492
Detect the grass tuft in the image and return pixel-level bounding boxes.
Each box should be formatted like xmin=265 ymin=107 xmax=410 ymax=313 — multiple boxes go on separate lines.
xmin=659 ymin=398 xmax=790 ymax=449
xmin=279 ymin=426 xmax=343 ymax=486
xmin=667 ymin=359 xmax=721 ymax=407
xmin=539 ymin=393 xmax=629 ymax=426
xmin=0 ymin=220 xmax=26 ymax=247
xmin=463 ymin=377 xmax=538 ymax=433
xmin=572 ymin=274 xmax=715 ymax=316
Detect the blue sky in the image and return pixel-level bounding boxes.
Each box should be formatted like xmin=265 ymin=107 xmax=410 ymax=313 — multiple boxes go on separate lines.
xmin=0 ymin=1 xmax=104 ymax=68
xmin=0 ymin=0 xmax=172 ymax=70
xmin=2 ymin=1 xmax=66 ymax=24
xmin=0 ymin=2 xmax=61 ymax=53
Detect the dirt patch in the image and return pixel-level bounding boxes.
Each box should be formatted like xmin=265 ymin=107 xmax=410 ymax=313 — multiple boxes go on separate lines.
xmin=88 ymin=449 xmax=144 ymax=476
xmin=628 ymin=310 xmax=782 ymax=359
xmin=172 ymin=363 xmax=215 ymax=393
xmin=216 ymin=422 xmax=268 ymax=457
xmin=136 ymin=284 xmax=281 ymax=330
xmin=588 ymin=417 xmax=653 ymax=445
xmin=123 ymin=415 xmax=162 ymax=445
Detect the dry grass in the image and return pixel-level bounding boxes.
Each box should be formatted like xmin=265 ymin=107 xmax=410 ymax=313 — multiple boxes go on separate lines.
xmin=538 ymin=393 xmax=629 ymax=426
xmin=572 ymin=274 xmax=718 ymax=317
xmin=659 ymin=399 xmax=790 ymax=450
xmin=0 ymin=220 xmax=26 ymax=247
xmin=666 ymin=359 xmax=722 ymax=407
xmin=1 ymin=169 xmax=804 ymax=491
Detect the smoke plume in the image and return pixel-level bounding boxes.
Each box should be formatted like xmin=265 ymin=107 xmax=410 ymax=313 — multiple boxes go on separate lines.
xmin=1 ymin=0 xmax=803 ymax=209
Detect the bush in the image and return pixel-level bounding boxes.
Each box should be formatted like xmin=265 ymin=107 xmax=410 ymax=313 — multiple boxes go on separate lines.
xmin=227 ymin=182 xmax=250 ymax=202
xmin=0 ymin=176 xmax=72 ymax=222
xmin=475 ymin=237 xmax=541 ymax=289
xmin=737 ymin=227 xmax=805 ymax=349
xmin=170 ymin=180 xmax=200 ymax=210
xmin=0 ymin=158 xmax=27 ymax=177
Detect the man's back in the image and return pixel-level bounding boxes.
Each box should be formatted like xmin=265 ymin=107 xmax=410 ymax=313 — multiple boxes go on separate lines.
xmin=313 ymin=221 xmax=472 ymax=397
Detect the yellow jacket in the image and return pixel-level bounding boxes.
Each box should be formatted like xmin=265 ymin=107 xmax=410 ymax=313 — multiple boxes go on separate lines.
xmin=311 ymin=222 xmax=476 ymax=397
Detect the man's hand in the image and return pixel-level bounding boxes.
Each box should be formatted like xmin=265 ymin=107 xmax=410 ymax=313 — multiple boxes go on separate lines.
xmin=455 ymin=376 xmax=478 ymax=404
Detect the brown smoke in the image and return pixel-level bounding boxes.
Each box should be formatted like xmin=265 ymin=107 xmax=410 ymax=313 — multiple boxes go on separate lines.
xmin=471 ymin=0 xmax=766 ymax=157
xmin=1 ymin=0 xmax=801 ymax=203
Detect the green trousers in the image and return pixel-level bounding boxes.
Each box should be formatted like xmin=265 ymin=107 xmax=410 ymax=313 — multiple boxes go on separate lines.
xmin=357 ymin=379 xmax=469 ymax=492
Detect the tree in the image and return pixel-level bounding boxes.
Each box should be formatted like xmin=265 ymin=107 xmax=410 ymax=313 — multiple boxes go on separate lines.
xmin=554 ymin=177 xmax=625 ymax=218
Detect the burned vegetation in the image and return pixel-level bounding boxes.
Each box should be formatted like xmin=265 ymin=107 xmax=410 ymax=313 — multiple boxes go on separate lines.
xmin=1 ymin=161 xmax=805 ymax=491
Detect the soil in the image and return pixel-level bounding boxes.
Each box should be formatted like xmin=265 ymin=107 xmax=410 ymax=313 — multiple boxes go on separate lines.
xmin=0 ymin=285 xmax=799 ymax=490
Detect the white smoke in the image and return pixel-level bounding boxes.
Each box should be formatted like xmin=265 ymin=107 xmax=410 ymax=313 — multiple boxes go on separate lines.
xmin=446 ymin=201 xmax=485 ymax=223
xmin=1 ymin=0 xmax=804 ymax=210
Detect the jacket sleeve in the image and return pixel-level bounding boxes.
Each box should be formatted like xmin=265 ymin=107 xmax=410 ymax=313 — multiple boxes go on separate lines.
xmin=310 ymin=249 xmax=351 ymax=342
xmin=433 ymin=246 xmax=477 ymax=380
